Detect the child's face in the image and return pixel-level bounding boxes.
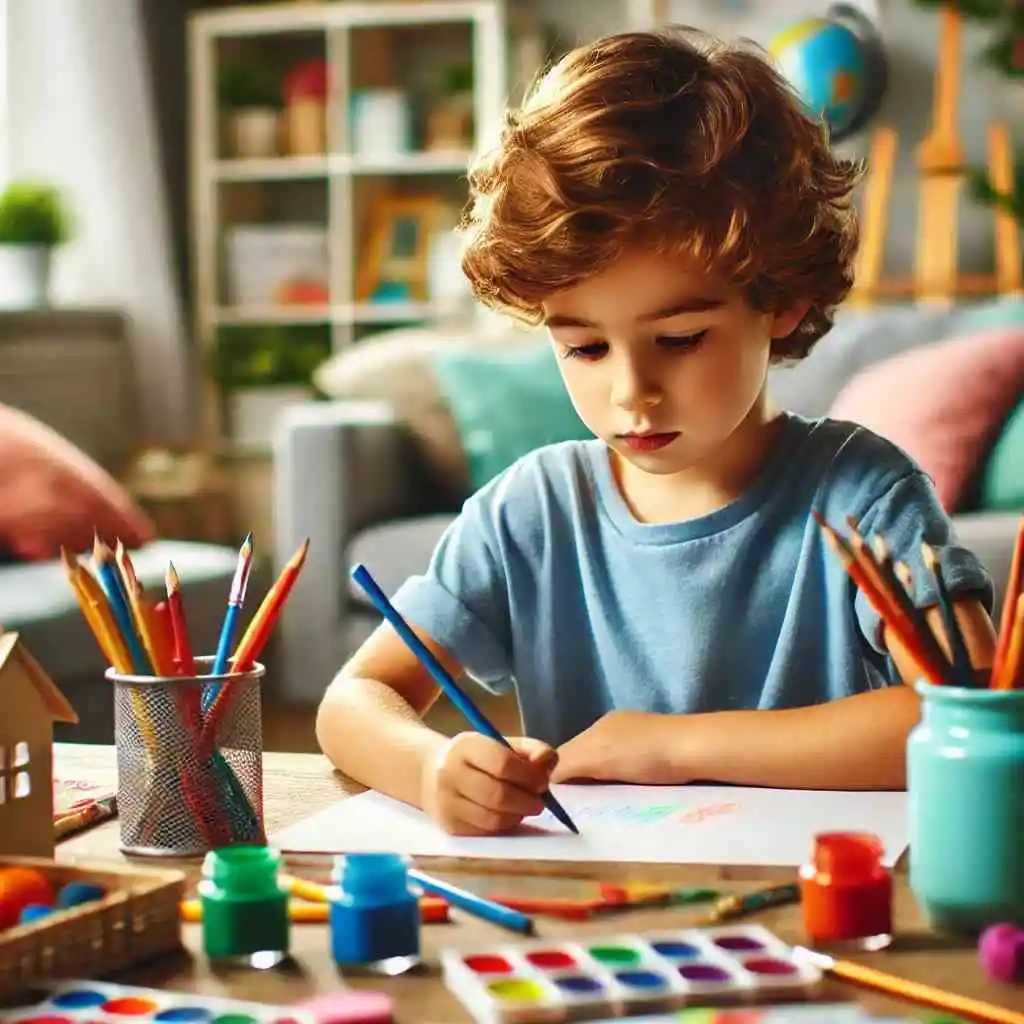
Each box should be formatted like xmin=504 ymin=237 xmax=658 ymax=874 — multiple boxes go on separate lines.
xmin=542 ymin=248 xmax=806 ymax=477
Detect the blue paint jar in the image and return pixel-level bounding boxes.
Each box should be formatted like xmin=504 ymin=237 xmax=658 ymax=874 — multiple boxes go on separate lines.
xmin=328 ymin=853 xmax=420 ymax=974
xmin=908 ymin=679 xmax=1024 ymax=933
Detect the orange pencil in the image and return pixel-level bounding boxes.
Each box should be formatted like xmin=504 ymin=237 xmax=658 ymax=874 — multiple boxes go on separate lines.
xmin=146 ymin=597 xmax=178 ymax=677
xmin=995 ymin=594 xmax=1024 ymax=692
xmin=68 ymin=555 xmax=134 ymax=673
xmin=993 ymin=516 xmax=1024 ymax=688
xmin=232 ymin=537 xmax=310 ymax=672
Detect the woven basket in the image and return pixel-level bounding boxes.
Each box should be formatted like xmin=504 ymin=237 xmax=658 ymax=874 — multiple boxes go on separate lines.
xmin=0 ymin=856 xmax=185 ymax=1001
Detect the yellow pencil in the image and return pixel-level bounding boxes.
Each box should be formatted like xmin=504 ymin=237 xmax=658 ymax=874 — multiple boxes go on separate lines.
xmin=60 ymin=549 xmax=119 ymax=665
xmin=61 ymin=549 xmax=132 ymax=672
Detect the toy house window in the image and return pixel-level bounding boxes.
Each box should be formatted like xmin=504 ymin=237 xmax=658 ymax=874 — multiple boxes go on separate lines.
xmin=0 ymin=742 xmax=31 ymax=801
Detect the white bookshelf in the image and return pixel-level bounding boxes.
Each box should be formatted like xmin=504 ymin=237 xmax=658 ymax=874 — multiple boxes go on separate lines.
xmin=187 ymin=1 xmax=512 ymax=453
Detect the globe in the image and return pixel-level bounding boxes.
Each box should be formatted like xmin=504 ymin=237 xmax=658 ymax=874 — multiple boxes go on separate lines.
xmin=769 ymin=5 xmax=886 ymax=143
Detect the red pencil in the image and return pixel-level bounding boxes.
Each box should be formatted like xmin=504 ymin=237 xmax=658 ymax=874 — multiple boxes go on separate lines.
xmin=165 ymin=561 xmax=196 ymax=677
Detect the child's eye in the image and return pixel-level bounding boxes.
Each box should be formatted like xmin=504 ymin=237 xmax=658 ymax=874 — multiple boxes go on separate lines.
xmin=562 ymin=341 xmax=608 ymax=361
xmin=657 ymin=330 xmax=707 ymax=351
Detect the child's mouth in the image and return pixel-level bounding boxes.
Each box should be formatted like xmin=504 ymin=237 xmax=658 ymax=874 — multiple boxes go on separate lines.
xmin=619 ymin=432 xmax=680 ymax=452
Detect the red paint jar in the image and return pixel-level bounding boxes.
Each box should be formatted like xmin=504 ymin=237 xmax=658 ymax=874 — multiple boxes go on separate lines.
xmin=799 ymin=831 xmax=893 ymax=952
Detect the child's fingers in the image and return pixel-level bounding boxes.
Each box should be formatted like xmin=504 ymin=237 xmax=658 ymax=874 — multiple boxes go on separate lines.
xmin=509 ymin=736 xmax=559 ymax=769
xmin=456 ymin=764 xmax=544 ymax=818
xmin=459 ymin=733 xmax=551 ymax=791
xmin=449 ymin=790 xmax=529 ymax=835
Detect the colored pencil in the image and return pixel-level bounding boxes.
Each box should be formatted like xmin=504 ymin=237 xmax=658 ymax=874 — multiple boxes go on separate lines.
xmin=921 ymin=542 xmax=975 ymax=687
xmin=202 ymin=538 xmax=310 ymax=734
xmin=145 ymin=597 xmax=178 ymax=678
xmin=54 ymin=795 xmax=118 ymax=840
xmin=178 ymin=896 xmax=450 ymax=925
xmin=203 ymin=533 xmax=255 ymax=711
xmin=993 ymin=517 xmax=1024 ymax=689
xmin=63 ymin=551 xmax=134 ymax=674
xmin=702 ymin=882 xmax=801 ymax=923
xmin=114 ymin=540 xmax=162 ymax=676
xmin=92 ymin=536 xmax=151 ymax=674
xmin=233 ymin=537 xmax=310 ymax=672
xmin=815 ymin=516 xmax=948 ymax=685
xmin=407 ymin=868 xmax=535 ymax=935
xmin=60 ymin=548 xmax=121 ymax=668
xmin=350 ymin=562 xmax=580 ymax=836
xmin=995 ymin=594 xmax=1024 ymax=692
xmin=869 ymin=532 xmax=950 ymax=678
xmin=165 ymin=562 xmax=196 ymax=677
xmin=796 ymin=947 xmax=1024 ymax=1024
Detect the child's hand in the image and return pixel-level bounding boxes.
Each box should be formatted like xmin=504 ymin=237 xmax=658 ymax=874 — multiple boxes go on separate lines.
xmin=420 ymin=732 xmax=558 ymax=836
xmin=552 ymin=710 xmax=677 ymax=784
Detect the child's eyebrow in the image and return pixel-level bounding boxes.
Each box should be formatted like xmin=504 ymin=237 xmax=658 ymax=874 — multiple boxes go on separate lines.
xmin=544 ymin=295 xmax=724 ymax=329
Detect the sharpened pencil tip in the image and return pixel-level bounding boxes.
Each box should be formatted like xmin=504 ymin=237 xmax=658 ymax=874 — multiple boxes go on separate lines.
xmin=165 ymin=561 xmax=180 ymax=591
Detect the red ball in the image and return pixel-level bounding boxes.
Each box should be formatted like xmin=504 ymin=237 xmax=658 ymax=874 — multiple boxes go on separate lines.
xmin=979 ymin=923 xmax=1024 ymax=984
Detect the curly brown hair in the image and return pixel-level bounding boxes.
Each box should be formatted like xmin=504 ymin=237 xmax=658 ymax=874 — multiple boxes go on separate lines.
xmin=460 ymin=27 xmax=863 ymax=361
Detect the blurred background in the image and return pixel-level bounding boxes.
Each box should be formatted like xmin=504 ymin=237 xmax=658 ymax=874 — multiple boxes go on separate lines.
xmin=0 ymin=0 xmax=1021 ymax=750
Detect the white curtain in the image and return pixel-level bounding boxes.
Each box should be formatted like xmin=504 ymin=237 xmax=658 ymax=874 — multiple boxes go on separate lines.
xmin=5 ymin=0 xmax=191 ymax=441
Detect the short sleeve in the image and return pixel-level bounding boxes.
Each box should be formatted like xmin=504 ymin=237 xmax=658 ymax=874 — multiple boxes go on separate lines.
xmin=387 ymin=488 xmax=514 ymax=691
xmin=853 ymin=470 xmax=995 ymax=655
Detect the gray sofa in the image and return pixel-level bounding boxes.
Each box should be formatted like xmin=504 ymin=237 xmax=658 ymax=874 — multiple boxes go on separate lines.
xmin=272 ymin=303 xmax=1024 ymax=704
xmin=0 ymin=541 xmax=268 ymax=743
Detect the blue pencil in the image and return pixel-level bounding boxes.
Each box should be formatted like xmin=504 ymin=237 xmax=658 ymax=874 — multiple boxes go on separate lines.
xmin=407 ymin=868 xmax=534 ymax=935
xmin=204 ymin=533 xmax=255 ymax=712
xmin=92 ymin=536 xmax=150 ymax=674
xmin=350 ymin=563 xmax=579 ymax=835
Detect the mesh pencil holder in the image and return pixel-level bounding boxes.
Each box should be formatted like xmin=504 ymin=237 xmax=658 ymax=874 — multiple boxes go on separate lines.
xmin=108 ymin=656 xmax=266 ymax=858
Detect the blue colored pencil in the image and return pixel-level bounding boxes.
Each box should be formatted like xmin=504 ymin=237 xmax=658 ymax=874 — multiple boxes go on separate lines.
xmin=350 ymin=563 xmax=580 ymax=835
xmin=92 ymin=536 xmax=150 ymax=674
xmin=203 ymin=532 xmax=255 ymax=712
xmin=407 ymin=868 xmax=535 ymax=935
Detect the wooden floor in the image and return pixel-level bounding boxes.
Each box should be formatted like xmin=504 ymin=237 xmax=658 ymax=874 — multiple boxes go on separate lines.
xmin=263 ymin=688 xmax=521 ymax=754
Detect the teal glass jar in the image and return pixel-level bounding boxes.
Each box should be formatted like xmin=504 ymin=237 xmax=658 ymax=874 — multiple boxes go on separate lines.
xmin=907 ymin=680 xmax=1024 ymax=934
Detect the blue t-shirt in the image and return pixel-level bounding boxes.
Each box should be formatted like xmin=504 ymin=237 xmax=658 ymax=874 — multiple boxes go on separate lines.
xmin=390 ymin=413 xmax=993 ymax=746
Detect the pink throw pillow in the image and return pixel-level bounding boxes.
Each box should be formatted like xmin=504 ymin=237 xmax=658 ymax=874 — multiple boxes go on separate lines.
xmin=0 ymin=404 xmax=156 ymax=560
xmin=827 ymin=326 xmax=1024 ymax=512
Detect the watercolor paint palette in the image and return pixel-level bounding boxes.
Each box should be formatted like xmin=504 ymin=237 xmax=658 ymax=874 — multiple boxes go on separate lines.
xmin=0 ymin=982 xmax=302 ymax=1024
xmin=441 ymin=925 xmax=823 ymax=1024
xmin=0 ymin=981 xmax=394 ymax=1024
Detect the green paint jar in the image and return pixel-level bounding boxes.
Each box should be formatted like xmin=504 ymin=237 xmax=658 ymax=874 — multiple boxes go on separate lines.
xmin=197 ymin=845 xmax=289 ymax=968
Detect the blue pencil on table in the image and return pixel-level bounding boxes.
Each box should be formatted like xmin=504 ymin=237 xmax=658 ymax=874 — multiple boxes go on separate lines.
xmin=350 ymin=562 xmax=580 ymax=836
xmin=408 ymin=868 xmax=534 ymax=935
xmin=203 ymin=532 xmax=255 ymax=712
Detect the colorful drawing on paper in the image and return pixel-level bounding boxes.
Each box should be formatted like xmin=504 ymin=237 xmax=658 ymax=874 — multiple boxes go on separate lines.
xmin=532 ymin=800 xmax=741 ymax=828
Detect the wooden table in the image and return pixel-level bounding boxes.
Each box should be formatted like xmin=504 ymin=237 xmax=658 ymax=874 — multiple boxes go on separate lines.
xmin=53 ymin=744 xmax=1022 ymax=1023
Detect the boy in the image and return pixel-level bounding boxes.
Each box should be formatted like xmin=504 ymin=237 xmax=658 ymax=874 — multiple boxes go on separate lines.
xmin=317 ymin=28 xmax=996 ymax=836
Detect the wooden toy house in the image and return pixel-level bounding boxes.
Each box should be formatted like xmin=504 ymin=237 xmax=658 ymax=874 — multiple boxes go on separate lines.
xmin=0 ymin=632 xmax=78 ymax=858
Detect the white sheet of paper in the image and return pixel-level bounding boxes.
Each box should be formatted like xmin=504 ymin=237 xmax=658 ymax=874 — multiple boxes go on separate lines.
xmin=272 ymin=784 xmax=908 ymax=867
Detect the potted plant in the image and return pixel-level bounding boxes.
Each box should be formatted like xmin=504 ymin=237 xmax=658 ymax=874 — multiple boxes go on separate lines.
xmin=0 ymin=180 xmax=71 ymax=310
xmin=212 ymin=325 xmax=330 ymax=449
xmin=218 ymin=61 xmax=283 ymax=159
xmin=425 ymin=61 xmax=474 ymax=152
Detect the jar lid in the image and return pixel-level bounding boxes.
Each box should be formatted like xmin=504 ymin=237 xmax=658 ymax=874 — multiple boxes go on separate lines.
xmin=809 ymin=831 xmax=885 ymax=881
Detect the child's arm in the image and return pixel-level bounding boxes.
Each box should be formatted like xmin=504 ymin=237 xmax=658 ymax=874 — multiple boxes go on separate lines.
xmin=317 ymin=621 xmax=557 ymax=834
xmin=316 ymin=621 xmax=452 ymax=808
xmin=553 ymin=594 xmax=997 ymax=790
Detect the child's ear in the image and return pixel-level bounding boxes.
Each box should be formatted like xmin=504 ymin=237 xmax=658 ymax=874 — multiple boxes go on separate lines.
xmin=768 ymin=299 xmax=812 ymax=339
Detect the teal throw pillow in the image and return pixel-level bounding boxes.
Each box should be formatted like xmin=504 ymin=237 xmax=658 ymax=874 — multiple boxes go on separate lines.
xmin=431 ymin=343 xmax=593 ymax=492
xmin=979 ymin=395 xmax=1024 ymax=512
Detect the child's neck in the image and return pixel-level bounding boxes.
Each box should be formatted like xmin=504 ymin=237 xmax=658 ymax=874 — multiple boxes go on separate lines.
xmin=611 ymin=394 xmax=785 ymax=525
